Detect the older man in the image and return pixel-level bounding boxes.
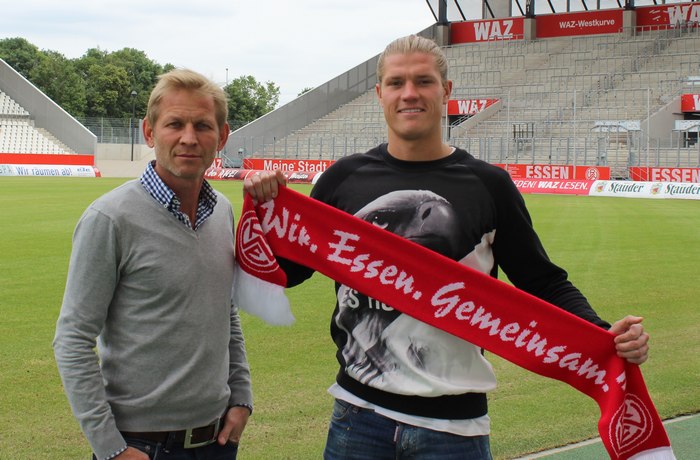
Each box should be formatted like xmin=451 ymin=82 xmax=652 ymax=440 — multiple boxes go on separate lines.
xmin=54 ymin=69 xmax=253 ymax=460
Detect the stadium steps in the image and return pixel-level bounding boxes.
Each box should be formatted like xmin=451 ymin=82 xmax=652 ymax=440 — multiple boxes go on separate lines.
xmin=1 ymin=89 xmax=75 ymax=155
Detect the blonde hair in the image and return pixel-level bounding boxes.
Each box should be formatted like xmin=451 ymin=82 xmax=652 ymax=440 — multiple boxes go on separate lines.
xmin=377 ymin=35 xmax=449 ymax=84
xmin=146 ymin=68 xmax=228 ymax=128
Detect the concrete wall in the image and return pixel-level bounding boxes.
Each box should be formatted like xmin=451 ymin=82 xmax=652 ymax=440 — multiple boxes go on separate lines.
xmin=645 ymin=95 xmax=683 ymax=141
xmin=94 ymin=143 xmax=154 ymax=178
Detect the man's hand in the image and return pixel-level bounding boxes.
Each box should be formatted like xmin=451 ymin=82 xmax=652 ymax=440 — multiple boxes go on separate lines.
xmin=217 ymin=406 xmax=251 ymax=446
xmin=609 ymin=315 xmax=650 ymax=365
xmin=243 ymin=169 xmax=287 ymax=203
xmin=115 ymin=446 xmax=149 ymax=459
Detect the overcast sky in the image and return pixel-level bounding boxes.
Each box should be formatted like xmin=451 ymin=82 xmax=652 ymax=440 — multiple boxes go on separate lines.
xmin=3 ymin=0 xmax=669 ymax=106
xmin=0 ymin=0 xmax=486 ymax=105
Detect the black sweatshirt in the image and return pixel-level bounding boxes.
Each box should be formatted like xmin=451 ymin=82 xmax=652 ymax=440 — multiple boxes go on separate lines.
xmin=280 ymin=144 xmax=609 ymax=420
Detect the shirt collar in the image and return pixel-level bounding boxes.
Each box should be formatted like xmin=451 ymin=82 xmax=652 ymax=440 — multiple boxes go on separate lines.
xmin=140 ymin=161 xmax=218 ymax=229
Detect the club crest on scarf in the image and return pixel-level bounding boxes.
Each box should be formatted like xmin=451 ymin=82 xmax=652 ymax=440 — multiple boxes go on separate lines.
xmin=236 ymin=208 xmax=286 ymax=285
xmin=609 ymin=394 xmax=654 ymax=457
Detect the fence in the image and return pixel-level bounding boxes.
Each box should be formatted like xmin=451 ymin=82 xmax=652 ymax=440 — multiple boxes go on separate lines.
xmin=78 ymin=117 xmax=249 ymax=144
xmin=78 ymin=117 xmax=141 ymax=145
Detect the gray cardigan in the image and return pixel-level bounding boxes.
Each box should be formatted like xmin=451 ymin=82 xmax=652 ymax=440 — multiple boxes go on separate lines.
xmin=53 ymin=180 xmax=252 ymax=459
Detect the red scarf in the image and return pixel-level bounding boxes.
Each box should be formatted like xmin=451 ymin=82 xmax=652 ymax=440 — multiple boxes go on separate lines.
xmin=233 ymin=187 xmax=674 ymax=460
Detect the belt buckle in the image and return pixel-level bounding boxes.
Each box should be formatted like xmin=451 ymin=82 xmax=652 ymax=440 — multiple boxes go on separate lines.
xmin=183 ymin=418 xmax=220 ymax=449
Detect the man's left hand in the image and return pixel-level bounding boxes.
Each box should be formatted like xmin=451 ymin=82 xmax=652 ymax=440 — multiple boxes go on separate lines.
xmin=217 ymin=406 xmax=251 ymax=446
xmin=609 ymin=315 xmax=650 ymax=365
xmin=243 ymin=169 xmax=287 ymax=203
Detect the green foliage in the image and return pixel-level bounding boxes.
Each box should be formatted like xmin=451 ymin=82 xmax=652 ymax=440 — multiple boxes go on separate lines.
xmin=224 ymin=75 xmax=280 ymax=129
xmin=73 ymin=47 xmax=166 ymax=119
xmin=1 ymin=179 xmax=698 ymax=459
xmin=1 ymin=37 xmax=282 ymax=126
xmin=0 ymin=37 xmax=167 ymax=119
xmin=0 ymin=37 xmax=280 ymax=124
xmin=27 ymin=50 xmax=87 ymax=117
xmin=83 ymin=63 xmax=131 ymax=118
xmin=0 ymin=37 xmax=40 ymax=77
xmin=298 ymin=86 xmax=314 ymax=96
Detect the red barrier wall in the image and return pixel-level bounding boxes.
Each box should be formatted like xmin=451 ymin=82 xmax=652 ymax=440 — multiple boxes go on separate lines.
xmin=0 ymin=153 xmax=94 ymax=165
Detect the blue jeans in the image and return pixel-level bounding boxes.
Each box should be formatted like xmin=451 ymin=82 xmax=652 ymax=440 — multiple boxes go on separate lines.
xmin=323 ymin=399 xmax=492 ymax=460
xmin=92 ymin=436 xmax=238 ymax=460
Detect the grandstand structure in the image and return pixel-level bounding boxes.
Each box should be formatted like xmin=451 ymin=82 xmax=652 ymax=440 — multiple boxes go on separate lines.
xmin=450 ymin=27 xmax=700 ymax=178
xmin=227 ymin=21 xmax=700 ymax=180
xmin=0 ymin=91 xmax=72 ymax=154
xmin=0 ymin=59 xmax=96 ymax=158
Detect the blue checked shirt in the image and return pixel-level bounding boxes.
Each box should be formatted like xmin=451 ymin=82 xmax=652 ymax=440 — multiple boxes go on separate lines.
xmin=140 ymin=161 xmax=217 ymax=230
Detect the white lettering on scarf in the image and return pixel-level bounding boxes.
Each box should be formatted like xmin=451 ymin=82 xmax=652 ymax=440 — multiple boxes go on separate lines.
xmin=259 ymin=199 xmax=614 ymax=393
xmin=432 ymin=282 xmax=610 ymax=391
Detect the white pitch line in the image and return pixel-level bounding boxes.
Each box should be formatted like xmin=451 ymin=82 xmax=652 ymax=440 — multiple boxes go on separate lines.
xmin=514 ymin=413 xmax=699 ymax=459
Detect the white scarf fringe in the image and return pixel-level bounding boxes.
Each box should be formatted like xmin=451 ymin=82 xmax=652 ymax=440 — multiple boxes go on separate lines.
xmin=232 ymin=263 xmax=294 ymax=325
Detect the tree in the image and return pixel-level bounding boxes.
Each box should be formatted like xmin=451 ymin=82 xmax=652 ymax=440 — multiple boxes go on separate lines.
xmin=224 ymin=75 xmax=280 ymax=129
xmin=0 ymin=38 xmax=278 ymax=123
xmin=104 ymin=48 xmax=172 ymax=118
xmin=0 ymin=37 xmax=40 ymax=78
xmin=75 ymin=47 xmax=171 ymax=119
xmin=28 ymin=50 xmax=87 ymax=117
xmin=83 ymin=63 xmax=131 ymax=118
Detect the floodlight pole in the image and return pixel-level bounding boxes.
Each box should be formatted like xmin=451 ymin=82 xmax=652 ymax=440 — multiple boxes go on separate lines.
xmin=130 ymin=90 xmax=138 ymax=161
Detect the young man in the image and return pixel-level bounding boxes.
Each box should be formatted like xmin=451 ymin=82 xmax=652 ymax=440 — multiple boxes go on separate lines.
xmin=246 ymin=35 xmax=650 ymax=459
xmin=54 ymin=69 xmax=253 ymax=460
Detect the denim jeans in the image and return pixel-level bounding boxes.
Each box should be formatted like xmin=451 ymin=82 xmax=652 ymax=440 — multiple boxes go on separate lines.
xmin=323 ymin=399 xmax=492 ymax=460
xmin=92 ymin=436 xmax=238 ymax=460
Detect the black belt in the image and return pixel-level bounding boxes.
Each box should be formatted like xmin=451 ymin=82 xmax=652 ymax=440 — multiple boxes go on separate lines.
xmin=121 ymin=417 xmax=222 ymax=449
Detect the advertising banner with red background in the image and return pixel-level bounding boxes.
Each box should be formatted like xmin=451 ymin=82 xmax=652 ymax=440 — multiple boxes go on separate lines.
xmin=205 ymin=166 xmax=323 ymax=184
xmin=448 ymin=99 xmax=499 ymax=116
xmin=535 ymin=10 xmax=624 ymax=38
xmin=636 ymin=2 xmax=700 ymax=30
xmin=495 ymin=163 xmax=610 ymax=180
xmin=0 ymin=153 xmax=100 ymax=177
xmin=451 ymin=18 xmax=525 ymax=43
xmin=681 ymin=94 xmax=700 ymax=113
xmin=206 ymin=161 xmax=699 ymax=199
xmin=451 ymin=5 xmax=700 ymax=42
xmin=243 ymin=158 xmax=333 ymax=173
xmin=629 ymin=167 xmax=700 ymax=183
xmin=0 ymin=153 xmax=94 ymax=165
xmin=512 ymin=179 xmax=595 ymax=195
xmin=239 ymin=159 xmax=610 ymax=181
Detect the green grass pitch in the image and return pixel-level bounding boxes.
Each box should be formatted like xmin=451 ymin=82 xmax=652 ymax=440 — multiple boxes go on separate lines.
xmin=1 ymin=176 xmax=698 ymax=459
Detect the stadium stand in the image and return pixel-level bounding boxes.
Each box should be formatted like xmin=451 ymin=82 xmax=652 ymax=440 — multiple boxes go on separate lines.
xmin=0 ymin=92 xmax=71 ymax=154
xmin=0 ymin=59 xmax=95 ymax=158
xmin=228 ymin=26 xmax=700 ymax=179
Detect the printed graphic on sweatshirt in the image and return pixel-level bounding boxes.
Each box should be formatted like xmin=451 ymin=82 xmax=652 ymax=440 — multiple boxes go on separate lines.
xmin=335 ymin=190 xmax=497 ymax=395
